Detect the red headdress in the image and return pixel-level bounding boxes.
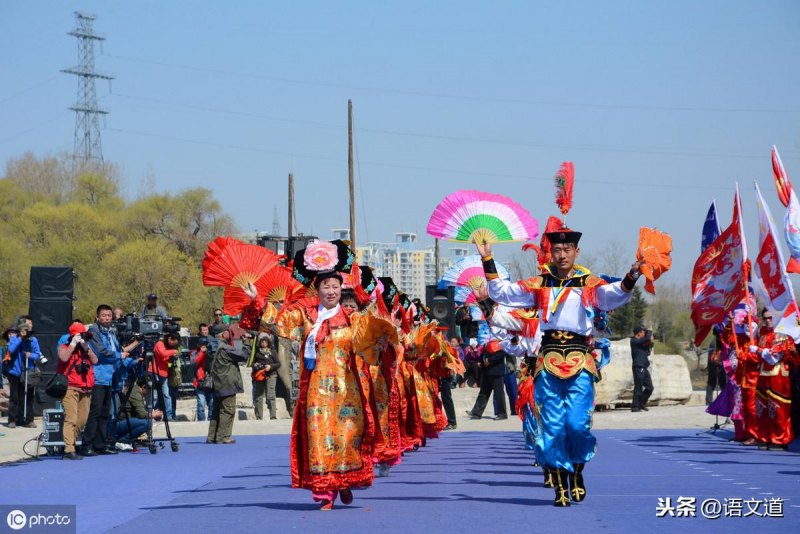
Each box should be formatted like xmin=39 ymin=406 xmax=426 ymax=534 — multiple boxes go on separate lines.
xmin=554 ymin=161 xmax=574 ymax=224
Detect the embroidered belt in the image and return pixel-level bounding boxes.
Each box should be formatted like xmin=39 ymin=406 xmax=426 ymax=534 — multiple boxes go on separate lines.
xmin=535 ymin=330 xmax=598 ymax=380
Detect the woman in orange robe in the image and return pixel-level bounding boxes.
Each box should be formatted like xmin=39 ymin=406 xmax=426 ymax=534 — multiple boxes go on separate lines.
xmin=241 ymin=269 xmax=394 ymax=511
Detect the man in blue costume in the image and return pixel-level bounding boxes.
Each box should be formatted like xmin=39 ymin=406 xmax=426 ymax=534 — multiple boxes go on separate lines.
xmin=476 ymin=228 xmax=643 ymax=507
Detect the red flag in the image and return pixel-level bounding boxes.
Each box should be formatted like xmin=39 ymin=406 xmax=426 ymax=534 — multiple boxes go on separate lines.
xmin=690 ymin=190 xmax=748 ymax=345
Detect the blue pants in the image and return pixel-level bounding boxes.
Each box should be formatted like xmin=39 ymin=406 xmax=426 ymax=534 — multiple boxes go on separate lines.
xmin=154 ymin=377 xmax=173 ymax=420
xmin=522 ymin=403 xmax=537 ymax=452
xmin=533 ymin=370 xmax=596 ymax=472
xmin=113 ymin=418 xmax=149 ymax=442
xmin=196 ymin=389 xmax=214 ymax=421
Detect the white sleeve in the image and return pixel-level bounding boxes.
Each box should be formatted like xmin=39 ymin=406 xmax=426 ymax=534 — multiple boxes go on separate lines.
xmin=487 ymin=278 xmax=537 ymax=308
xmin=489 ymin=305 xmax=523 ymax=332
xmin=595 ymin=282 xmax=633 ymax=311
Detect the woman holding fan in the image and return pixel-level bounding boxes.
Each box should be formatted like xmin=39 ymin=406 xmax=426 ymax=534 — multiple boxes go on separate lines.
xmin=239 ymin=240 xmax=395 ymax=511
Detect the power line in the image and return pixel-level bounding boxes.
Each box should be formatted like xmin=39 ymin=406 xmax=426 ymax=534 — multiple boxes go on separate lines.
xmin=105 ymin=53 xmax=800 ymax=114
xmin=105 ymin=125 xmax=727 ymax=191
xmin=106 ymin=92 xmax=797 ymax=161
xmin=0 ymin=112 xmax=71 ymax=144
xmin=0 ymin=75 xmax=60 ymax=106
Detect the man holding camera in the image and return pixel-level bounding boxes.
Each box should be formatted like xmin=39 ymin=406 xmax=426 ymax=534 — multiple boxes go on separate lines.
xmin=153 ymin=332 xmax=181 ymax=421
xmin=630 ymin=326 xmax=654 ymax=412
xmin=57 ymin=322 xmax=99 ymax=460
xmin=140 ymin=293 xmax=168 ymax=320
xmin=112 ymin=377 xmax=163 ymax=448
xmin=4 ymin=317 xmax=42 ymax=428
xmin=83 ymin=305 xmax=139 ymax=456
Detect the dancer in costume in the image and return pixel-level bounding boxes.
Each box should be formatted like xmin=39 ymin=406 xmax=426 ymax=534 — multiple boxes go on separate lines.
xmin=750 ymin=309 xmax=798 ymax=449
xmin=476 ymin=229 xmax=643 ymax=506
xmin=240 ymin=240 xmax=395 ymax=511
xmin=723 ymin=307 xmax=760 ymax=443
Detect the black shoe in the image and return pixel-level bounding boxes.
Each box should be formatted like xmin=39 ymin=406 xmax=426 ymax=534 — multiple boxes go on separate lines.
xmin=493 ymin=414 xmax=508 ymax=421
xmin=80 ymin=448 xmax=98 ymax=457
xmin=97 ymin=448 xmax=118 ymax=455
xmin=465 ymin=411 xmax=481 ymax=420
xmin=631 ymin=408 xmax=641 ymax=412
xmin=443 ymin=424 xmax=457 ymax=430
xmin=553 ymin=469 xmax=571 ymax=507
xmin=543 ymin=468 xmax=554 ymax=488
xmin=569 ymin=463 xmax=586 ymax=502
xmin=63 ymin=452 xmax=83 ymax=460
xmin=641 ymin=406 xmax=649 ymax=412
xmin=206 ymin=439 xmax=217 ymax=444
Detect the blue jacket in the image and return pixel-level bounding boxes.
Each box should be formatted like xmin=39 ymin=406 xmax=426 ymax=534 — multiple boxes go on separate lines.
xmin=5 ymin=336 xmax=42 ymax=377
xmin=87 ymin=323 xmax=121 ymax=386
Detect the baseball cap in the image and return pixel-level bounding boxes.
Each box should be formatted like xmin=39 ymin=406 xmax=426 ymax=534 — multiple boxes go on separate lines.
xmin=69 ymin=323 xmax=87 ymax=336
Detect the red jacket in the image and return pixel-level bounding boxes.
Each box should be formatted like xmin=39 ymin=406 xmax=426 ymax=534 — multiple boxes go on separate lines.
xmin=57 ymin=344 xmax=95 ymax=391
xmin=193 ymin=348 xmax=208 ymax=388
xmin=152 ymin=340 xmax=177 ymax=378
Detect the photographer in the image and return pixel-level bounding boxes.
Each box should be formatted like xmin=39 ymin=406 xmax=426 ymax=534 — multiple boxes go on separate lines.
xmin=111 ymin=377 xmax=163 ymax=449
xmin=57 ymin=322 xmax=99 ymax=460
xmin=4 ymin=317 xmax=42 ymax=428
xmin=252 ymin=332 xmax=281 ymax=420
xmin=83 ymin=305 xmax=140 ymax=456
xmin=630 ymin=326 xmax=654 ymax=412
xmin=140 ymin=293 xmax=168 ymax=320
xmin=153 ymin=332 xmax=181 ymax=421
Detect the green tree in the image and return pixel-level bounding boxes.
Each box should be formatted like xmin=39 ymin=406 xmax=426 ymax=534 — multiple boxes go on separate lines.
xmin=0 ymin=153 xmax=238 ymax=331
xmin=608 ymin=286 xmax=647 ymax=339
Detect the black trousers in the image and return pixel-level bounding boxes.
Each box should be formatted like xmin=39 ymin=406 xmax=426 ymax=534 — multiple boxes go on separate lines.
xmin=439 ymin=378 xmax=456 ymax=425
xmin=706 ymin=362 xmax=727 ymax=405
xmin=82 ymin=385 xmax=112 ymax=451
xmin=632 ymin=366 xmax=654 ymax=409
xmin=470 ymin=374 xmax=506 ymax=417
xmin=7 ymin=374 xmax=35 ymax=425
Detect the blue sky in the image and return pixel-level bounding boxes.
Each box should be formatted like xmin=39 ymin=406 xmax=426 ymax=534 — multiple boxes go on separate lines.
xmin=2 ymin=0 xmax=799 ymax=287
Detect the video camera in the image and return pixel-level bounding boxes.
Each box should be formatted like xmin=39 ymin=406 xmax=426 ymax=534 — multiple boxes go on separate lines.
xmin=114 ymin=314 xmax=182 ymax=343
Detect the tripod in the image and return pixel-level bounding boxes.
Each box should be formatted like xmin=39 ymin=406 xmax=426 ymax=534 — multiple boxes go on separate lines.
xmin=695 ymin=414 xmax=731 ymax=436
xmin=138 ymin=337 xmax=179 ymax=454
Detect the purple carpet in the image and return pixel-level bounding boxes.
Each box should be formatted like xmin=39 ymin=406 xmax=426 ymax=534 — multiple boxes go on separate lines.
xmin=2 ymin=428 xmax=799 ymax=533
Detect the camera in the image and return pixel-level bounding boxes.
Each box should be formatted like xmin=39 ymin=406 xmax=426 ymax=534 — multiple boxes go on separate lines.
xmin=114 ymin=314 xmax=182 ymax=340
xmin=75 ymin=360 xmax=91 ymax=374
xmin=252 ymin=362 xmax=266 ymax=372
xmin=67 ymin=331 xmax=94 ymax=344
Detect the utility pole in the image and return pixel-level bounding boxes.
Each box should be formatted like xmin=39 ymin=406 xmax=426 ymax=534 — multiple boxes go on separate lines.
xmin=348 ymin=99 xmax=356 ymax=249
xmin=288 ymin=172 xmax=294 ymax=256
xmin=62 ymin=12 xmax=113 ymax=165
xmin=435 ymin=238 xmax=441 ymax=279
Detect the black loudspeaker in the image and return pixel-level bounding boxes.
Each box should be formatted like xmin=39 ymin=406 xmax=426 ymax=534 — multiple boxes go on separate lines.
xmin=425 ymin=285 xmax=456 ymax=340
xmin=30 ymin=266 xmax=74 ymax=301
xmin=28 ymin=299 xmax=73 ymax=335
xmin=32 ymin=333 xmax=64 ymax=416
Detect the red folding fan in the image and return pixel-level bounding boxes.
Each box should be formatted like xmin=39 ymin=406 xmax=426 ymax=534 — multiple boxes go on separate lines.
xmin=202 ymin=238 xmax=280 ymax=291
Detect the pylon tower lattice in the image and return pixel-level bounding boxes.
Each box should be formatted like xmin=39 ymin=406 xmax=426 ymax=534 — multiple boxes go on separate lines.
xmin=62 ymin=11 xmax=113 ymax=164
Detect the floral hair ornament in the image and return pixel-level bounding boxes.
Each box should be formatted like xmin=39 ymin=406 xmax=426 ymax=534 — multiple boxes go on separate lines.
xmin=304 ymin=240 xmax=338 ymax=271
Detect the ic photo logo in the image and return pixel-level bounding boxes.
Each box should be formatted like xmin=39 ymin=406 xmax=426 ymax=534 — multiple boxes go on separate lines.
xmin=6 ymin=510 xmax=26 ymax=530
xmin=1 ymin=506 xmax=75 ymax=533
